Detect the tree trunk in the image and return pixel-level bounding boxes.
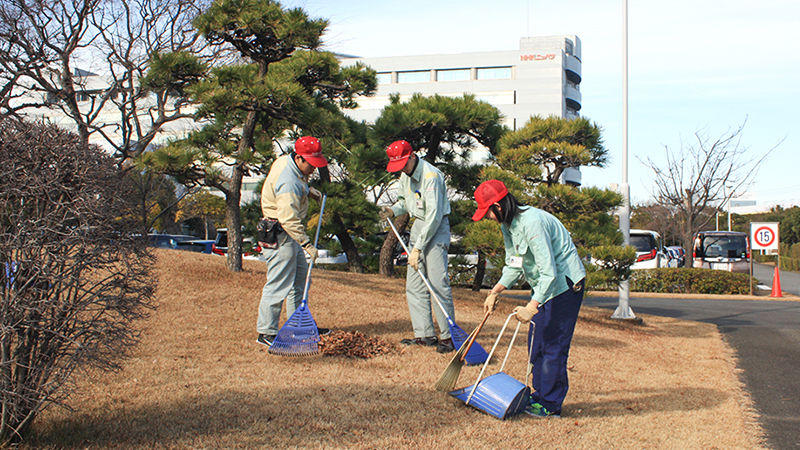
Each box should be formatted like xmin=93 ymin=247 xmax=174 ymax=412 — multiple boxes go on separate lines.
xmin=682 ymin=233 xmax=695 ymax=268
xmin=379 ymin=214 xmax=409 ymax=277
xmin=225 ymin=165 xmax=244 ymax=272
xmin=424 ymin=130 xmax=442 ymax=163
xmin=472 ymin=251 xmax=487 ymax=291
xmin=332 ymin=213 xmax=364 ymax=273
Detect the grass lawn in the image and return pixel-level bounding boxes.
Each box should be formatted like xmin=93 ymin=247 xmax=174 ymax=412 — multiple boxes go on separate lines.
xmin=27 ymin=250 xmax=765 ymax=449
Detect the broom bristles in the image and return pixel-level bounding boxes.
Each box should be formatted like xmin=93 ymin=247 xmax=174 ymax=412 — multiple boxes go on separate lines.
xmin=435 ymin=311 xmax=491 ymax=392
xmin=434 ymin=327 xmax=476 ymax=391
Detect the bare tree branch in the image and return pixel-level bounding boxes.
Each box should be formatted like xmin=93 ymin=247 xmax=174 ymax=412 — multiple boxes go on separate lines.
xmin=638 ymin=119 xmax=780 ymax=265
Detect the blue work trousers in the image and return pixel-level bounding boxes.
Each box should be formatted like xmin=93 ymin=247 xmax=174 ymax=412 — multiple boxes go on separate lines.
xmin=528 ymin=276 xmax=584 ymax=414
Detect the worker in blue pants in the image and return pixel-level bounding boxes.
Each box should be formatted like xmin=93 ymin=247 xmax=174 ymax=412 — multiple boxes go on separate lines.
xmin=473 ymin=179 xmax=586 ymax=417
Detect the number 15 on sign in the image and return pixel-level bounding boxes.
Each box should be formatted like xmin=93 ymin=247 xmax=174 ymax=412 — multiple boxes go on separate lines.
xmin=751 ymin=222 xmax=779 ymax=250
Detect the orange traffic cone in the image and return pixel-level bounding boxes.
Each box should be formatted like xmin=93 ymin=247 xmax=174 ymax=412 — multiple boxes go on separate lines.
xmin=770 ymin=266 xmax=783 ymax=298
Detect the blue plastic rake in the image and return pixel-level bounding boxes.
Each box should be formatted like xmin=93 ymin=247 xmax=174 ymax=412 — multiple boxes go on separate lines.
xmin=269 ymin=195 xmax=326 ymax=357
xmin=387 ymin=219 xmax=488 ymax=365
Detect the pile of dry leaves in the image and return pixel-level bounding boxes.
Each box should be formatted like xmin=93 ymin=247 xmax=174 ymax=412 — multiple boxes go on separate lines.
xmin=319 ymin=330 xmax=395 ymax=358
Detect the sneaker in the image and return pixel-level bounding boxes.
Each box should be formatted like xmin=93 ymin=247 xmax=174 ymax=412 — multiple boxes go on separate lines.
xmin=400 ymin=336 xmax=438 ymax=346
xmin=524 ymin=402 xmax=560 ymax=418
xmin=436 ymin=338 xmax=455 ymax=353
xmin=317 ymin=327 xmax=331 ymax=336
xmin=257 ymin=334 xmax=276 ymax=347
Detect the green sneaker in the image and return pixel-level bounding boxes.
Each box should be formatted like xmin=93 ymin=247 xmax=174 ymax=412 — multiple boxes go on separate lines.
xmin=524 ymin=402 xmax=560 ymax=418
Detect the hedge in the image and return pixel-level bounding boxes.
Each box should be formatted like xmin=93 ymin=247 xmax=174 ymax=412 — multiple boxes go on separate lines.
xmin=625 ymin=268 xmax=755 ymax=295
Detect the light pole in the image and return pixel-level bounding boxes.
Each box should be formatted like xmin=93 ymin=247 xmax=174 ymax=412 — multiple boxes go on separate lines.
xmin=727 ymin=186 xmax=733 ymax=231
xmin=613 ymin=0 xmax=635 ymax=320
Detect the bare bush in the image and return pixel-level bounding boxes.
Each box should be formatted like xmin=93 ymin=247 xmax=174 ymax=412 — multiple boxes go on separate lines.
xmin=0 ymin=117 xmax=156 ymax=445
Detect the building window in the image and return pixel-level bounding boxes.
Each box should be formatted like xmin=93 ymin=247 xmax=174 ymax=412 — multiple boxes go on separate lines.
xmin=473 ymin=91 xmax=515 ymax=106
xmin=397 ymin=71 xmax=430 ymax=83
xmin=356 ymin=96 xmax=392 ymax=110
xmin=437 ymin=69 xmax=470 ymax=82
xmin=476 ymin=67 xmax=512 ymax=80
xmin=376 ymin=73 xmax=392 ymax=84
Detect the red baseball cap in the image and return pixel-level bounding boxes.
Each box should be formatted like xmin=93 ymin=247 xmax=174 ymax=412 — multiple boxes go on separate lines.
xmin=472 ymin=179 xmax=509 ymax=221
xmin=295 ymin=136 xmax=328 ymax=168
xmin=385 ymin=140 xmax=413 ymax=172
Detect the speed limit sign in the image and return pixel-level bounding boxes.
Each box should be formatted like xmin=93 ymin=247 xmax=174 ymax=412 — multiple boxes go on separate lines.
xmin=751 ymin=222 xmax=779 ymax=250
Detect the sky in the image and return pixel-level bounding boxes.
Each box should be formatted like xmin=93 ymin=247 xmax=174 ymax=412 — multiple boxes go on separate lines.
xmin=285 ymin=0 xmax=800 ymax=207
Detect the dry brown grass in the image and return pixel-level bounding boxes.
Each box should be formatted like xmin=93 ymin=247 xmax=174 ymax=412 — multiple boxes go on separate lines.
xmin=27 ymin=250 xmax=766 ymax=449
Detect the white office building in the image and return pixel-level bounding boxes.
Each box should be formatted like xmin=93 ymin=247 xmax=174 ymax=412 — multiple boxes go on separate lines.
xmin=339 ymin=35 xmax=584 ymax=185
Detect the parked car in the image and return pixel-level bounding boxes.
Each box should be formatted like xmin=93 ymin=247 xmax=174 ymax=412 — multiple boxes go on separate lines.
xmin=692 ymin=231 xmax=750 ymax=273
xmin=629 ymin=229 xmax=668 ymax=269
xmin=148 ymin=234 xmax=197 ymax=250
xmin=664 ymin=247 xmax=680 ymax=268
xmin=212 ymin=229 xmax=259 ymax=257
xmin=175 ymin=239 xmax=215 ymax=254
xmin=666 ymin=246 xmax=686 ymax=267
xmin=315 ymin=249 xmax=348 ymax=264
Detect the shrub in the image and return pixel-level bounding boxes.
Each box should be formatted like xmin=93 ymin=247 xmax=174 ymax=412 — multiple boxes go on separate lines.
xmin=0 ymin=118 xmax=156 ymax=444
xmin=585 ymin=244 xmax=637 ymax=291
xmin=627 ymin=268 xmax=754 ymax=295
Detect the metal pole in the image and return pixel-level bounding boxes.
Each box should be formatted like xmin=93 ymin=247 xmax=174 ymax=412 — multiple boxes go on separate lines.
xmin=727 ymin=188 xmax=732 ymax=231
xmin=613 ymin=0 xmax=635 ymax=320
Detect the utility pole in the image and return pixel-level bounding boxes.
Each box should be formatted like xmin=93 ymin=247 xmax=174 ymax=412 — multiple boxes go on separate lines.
xmin=613 ymin=0 xmax=635 ymax=320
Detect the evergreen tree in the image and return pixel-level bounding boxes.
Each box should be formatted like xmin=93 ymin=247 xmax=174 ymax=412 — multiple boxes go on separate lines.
xmin=468 ymin=115 xmax=633 ymax=289
xmin=141 ymin=0 xmax=376 ymax=272
xmin=369 ymin=93 xmax=507 ymax=276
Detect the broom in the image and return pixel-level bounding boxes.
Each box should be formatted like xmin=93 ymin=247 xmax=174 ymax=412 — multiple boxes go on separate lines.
xmin=434 ymin=310 xmax=491 ymax=392
xmin=386 ymin=218 xmax=488 ymax=365
xmin=269 ymin=195 xmax=327 ymax=357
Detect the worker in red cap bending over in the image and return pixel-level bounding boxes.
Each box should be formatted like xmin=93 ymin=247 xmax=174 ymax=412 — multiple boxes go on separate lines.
xmin=379 ymin=140 xmax=456 ymax=353
xmin=255 ymin=136 xmax=330 ymax=347
xmin=473 ymin=179 xmax=585 ymax=418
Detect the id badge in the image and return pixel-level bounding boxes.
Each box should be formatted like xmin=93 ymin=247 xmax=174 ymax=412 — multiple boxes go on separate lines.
xmin=416 ymin=199 xmax=424 ymax=210
xmin=509 ymin=255 xmax=523 ymax=268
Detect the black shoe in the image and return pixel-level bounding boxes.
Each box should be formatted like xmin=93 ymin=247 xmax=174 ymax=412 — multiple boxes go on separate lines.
xmin=257 ymin=334 xmax=276 ymax=347
xmin=317 ymin=327 xmax=331 ymax=336
xmin=436 ymin=338 xmax=455 ymax=353
xmin=400 ymin=336 xmax=438 ymax=346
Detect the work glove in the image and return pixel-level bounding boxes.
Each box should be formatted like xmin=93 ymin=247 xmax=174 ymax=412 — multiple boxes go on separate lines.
xmin=303 ymin=243 xmax=319 ymax=262
xmin=379 ymin=206 xmax=394 ymax=220
xmin=483 ymin=293 xmax=500 ymax=315
xmin=513 ymin=301 xmax=539 ymax=323
xmin=308 ymin=187 xmax=322 ymax=202
xmin=408 ymin=248 xmax=421 ymax=271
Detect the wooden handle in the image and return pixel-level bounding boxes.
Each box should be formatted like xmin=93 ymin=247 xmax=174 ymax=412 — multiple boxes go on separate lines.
xmin=460 ymin=311 xmax=491 ymax=362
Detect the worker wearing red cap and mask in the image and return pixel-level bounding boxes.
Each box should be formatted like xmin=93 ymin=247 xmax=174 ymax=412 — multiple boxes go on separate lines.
xmin=380 ymin=140 xmax=456 ymax=354
xmin=255 ymin=136 xmax=329 ymax=347
xmin=473 ymin=179 xmax=585 ymax=418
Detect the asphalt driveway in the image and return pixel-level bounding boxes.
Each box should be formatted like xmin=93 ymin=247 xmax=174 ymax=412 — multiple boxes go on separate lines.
xmin=583 ymin=263 xmax=800 ymax=449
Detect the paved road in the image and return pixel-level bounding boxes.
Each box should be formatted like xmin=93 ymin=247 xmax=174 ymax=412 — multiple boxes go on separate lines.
xmin=753 ymin=262 xmax=800 ymax=298
xmin=584 ymin=265 xmax=800 ymax=449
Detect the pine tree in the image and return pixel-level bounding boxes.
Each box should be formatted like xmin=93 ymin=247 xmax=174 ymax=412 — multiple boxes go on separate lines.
xmin=369 ymin=93 xmax=507 ymax=276
xmin=141 ymin=0 xmax=376 ymax=271
xmin=468 ymin=115 xmax=634 ymax=289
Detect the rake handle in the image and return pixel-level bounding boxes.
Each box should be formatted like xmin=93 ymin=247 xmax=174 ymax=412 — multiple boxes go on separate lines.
xmin=386 ymin=217 xmax=453 ymax=324
xmin=301 ymin=194 xmax=327 ymax=303
xmin=460 ymin=310 xmax=491 ymax=362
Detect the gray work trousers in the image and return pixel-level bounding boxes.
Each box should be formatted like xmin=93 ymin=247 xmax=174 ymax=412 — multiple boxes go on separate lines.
xmin=257 ymin=232 xmax=308 ymax=335
xmin=406 ymin=216 xmax=455 ymax=340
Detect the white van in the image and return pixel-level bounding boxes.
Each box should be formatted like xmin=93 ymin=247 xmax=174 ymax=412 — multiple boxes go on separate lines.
xmin=692 ymin=231 xmax=750 ymax=273
xmin=630 ymin=229 xmax=668 ymax=269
